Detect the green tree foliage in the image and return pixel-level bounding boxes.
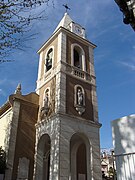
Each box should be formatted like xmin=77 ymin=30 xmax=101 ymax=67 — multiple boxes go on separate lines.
xmin=108 ymin=166 xmax=117 ymax=179
xmin=0 ymin=0 xmax=53 ymax=62
xmin=0 ymin=147 xmax=6 ymax=174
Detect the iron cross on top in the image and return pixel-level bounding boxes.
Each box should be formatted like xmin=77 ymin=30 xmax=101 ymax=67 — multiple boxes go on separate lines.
xmin=63 ymin=4 xmax=70 ymax=12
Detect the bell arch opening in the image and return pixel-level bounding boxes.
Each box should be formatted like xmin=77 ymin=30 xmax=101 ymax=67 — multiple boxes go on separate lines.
xmin=74 ymin=47 xmax=81 ymax=69
xmin=35 ymin=134 xmax=51 ymax=180
xmin=45 ymin=47 xmax=53 ymax=72
xmin=71 ymin=44 xmax=86 ymax=72
xmin=70 ymin=133 xmax=91 ymax=180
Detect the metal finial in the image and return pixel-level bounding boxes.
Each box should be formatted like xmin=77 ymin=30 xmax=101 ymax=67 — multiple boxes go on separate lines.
xmin=63 ymin=4 xmax=70 ymax=12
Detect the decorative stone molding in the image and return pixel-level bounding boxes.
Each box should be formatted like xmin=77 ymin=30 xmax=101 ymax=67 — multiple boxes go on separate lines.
xmin=75 ymin=105 xmax=85 ymax=115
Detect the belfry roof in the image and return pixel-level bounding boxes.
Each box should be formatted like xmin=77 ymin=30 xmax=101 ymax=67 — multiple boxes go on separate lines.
xmin=38 ymin=12 xmax=96 ymax=53
xmin=54 ymin=12 xmax=73 ymax=32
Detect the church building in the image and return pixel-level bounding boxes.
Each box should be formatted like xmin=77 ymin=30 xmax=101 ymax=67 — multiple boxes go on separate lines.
xmin=0 ymin=12 xmax=102 ymax=180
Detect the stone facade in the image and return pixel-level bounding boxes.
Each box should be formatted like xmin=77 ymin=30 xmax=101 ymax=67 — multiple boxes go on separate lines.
xmin=34 ymin=13 xmax=102 ymax=180
xmin=0 ymin=91 xmax=39 ymax=180
xmin=0 ymin=13 xmax=102 ymax=180
xmin=34 ymin=113 xmax=101 ymax=180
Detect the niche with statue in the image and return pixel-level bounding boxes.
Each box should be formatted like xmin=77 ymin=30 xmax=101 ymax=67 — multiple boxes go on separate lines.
xmin=74 ymin=85 xmax=85 ymax=115
xmin=40 ymin=88 xmax=50 ymax=119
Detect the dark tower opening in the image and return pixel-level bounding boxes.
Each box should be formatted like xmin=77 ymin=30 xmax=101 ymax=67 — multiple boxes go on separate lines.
xmin=74 ymin=49 xmax=80 ymax=68
xmin=46 ymin=48 xmax=53 ymax=71
xmin=76 ymin=143 xmax=87 ymax=180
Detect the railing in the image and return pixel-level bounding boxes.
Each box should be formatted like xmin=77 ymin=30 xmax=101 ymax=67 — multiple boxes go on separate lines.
xmin=114 ymin=152 xmax=135 ymax=180
xmin=73 ymin=68 xmax=85 ymax=79
xmin=37 ymin=63 xmax=93 ymax=90
xmin=70 ymin=66 xmax=86 ymax=80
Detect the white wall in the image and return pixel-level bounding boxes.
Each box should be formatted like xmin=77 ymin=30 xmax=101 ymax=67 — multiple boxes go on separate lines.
xmin=112 ymin=114 xmax=135 ymax=180
xmin=0 ymin=109 xmax=13 ymax=150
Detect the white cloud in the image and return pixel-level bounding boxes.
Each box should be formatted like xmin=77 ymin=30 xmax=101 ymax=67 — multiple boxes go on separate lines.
xmin=0 ymin=79 xmax=7 ymax=85
xmin=120 ymin=61 xmax=135 ymax=71
xmin=0 ymin=89 xmax=6 ymax=96
xmin=0 ymin=78 xmax=17 ymax=87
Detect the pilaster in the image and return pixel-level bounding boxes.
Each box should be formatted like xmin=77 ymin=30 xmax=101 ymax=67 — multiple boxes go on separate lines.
xmin=36 ymin=51 xmax=43 ymax=94
xmin=34 ymin=116 xmax=60 ymax=180
xmin=57 ymin=32 xmax=67 ymax=64
xmin=55 ymin=72 xmax=66 ymax=114
xmin=91 ymin=86 xmax=99 ymax=122
xmin=89 ymin=46 xmax=95 ymax=77
xmin=5 ymin=100 xmax=20 ymax=180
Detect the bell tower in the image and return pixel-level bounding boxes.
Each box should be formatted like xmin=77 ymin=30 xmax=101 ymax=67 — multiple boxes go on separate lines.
xmin=34 ymin=12 xmax=102 ymax=180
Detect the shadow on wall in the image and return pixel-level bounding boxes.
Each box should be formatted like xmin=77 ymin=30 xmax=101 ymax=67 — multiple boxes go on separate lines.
xmin=111 ymin=114 xmax=135 ymax=180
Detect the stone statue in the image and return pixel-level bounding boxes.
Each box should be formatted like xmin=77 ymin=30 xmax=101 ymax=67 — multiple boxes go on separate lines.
xmin=77 ymin=89 xmax=83 ymax=106
xmin=44 ymin=93 xmax=49 ymax=108
xmin=40 ymin=92 xmax=50 ymax=119
xmin=74 ymin=86 xmax=85 ymax=115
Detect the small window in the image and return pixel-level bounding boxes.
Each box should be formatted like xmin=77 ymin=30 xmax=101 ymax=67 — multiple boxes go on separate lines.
xmin=46 ymin=48 xmax=53 ymax=72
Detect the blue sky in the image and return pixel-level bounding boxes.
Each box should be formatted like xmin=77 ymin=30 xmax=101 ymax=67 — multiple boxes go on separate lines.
xmin=0 ymin=0 xmax=135 ymax=149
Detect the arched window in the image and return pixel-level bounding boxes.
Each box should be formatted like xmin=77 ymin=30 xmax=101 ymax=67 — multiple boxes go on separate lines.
xmin=76 ymin=143 xmax=87 ymax=179
xmin=70 ymin=133 xmax=91 ymax=180
xmin=35 ymin=134 xmax=51 ymax=180
xmin=45 ymin=48 xmax=53 ymax=72
xmin=71 ymin=44 xmax=86 ymax=71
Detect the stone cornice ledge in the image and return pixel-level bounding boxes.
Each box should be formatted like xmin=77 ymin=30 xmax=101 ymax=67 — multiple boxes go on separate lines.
xmin=35 ymin=112 xmax=102 ymax=128
xmin=58 ymin=112 xmax=102 ymax=128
